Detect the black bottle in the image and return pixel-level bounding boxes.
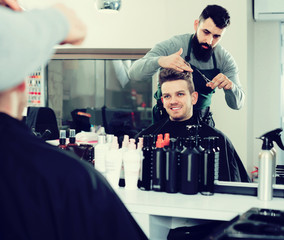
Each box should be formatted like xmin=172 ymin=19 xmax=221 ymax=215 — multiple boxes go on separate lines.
xmin=139 ymin=135 xmax=153 ymax=191
xmin=180 ymin=136 xmax=200 ymax=195
xmin=152 ymin=134 xmax=165 ymax=192
xmin=200 ymin=137 xmax=216 ymax=196
xmin=165 ymin=138 xmax=178 ymax=193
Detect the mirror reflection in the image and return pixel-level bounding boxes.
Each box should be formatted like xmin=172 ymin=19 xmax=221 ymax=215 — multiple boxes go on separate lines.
xmin=46 ymin=58 xmax=152 ymax=139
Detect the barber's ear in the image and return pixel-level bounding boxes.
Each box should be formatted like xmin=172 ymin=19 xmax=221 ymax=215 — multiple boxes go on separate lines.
xmin=191 ymin=92 xmax=198 ymax=105
xmin=194 ymin=19 xmax=199 ymax=31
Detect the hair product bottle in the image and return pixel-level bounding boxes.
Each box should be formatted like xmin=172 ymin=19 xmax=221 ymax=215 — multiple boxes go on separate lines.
xmin=200 ymin=137 xmax=215 ymax=196
xmin=180 ymin=136 xmax=200 ymax=195
xmin=152 ymin=134 xmax=165 ymax=192
xmin=58 ymin=130 xmax=67 ymax=150
xmin=123 ymin=139 xmax=141 ymax=190
xmin=105 ymin=136 xmax=122 ymax=189
xmin=67 ymin=129 xmax=78 ymax=147
xmin=137 ymin=137 xmax=144 ymax=184
xmin=119 ymin=135 xmax=129 ymax=186
xmin=139 ymin=135 xmax=153 ymax=191
xmin=165 ymin=138 xmax=179 ymax=193
xmin=257 ymin=128 xmax=284 ymax=201
xmin=94 ymin=134 xmax=107 ymax=176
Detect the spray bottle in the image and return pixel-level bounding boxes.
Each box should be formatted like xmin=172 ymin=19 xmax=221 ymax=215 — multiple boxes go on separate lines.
xmin=257 ymin=128 xmax=284 ymax=201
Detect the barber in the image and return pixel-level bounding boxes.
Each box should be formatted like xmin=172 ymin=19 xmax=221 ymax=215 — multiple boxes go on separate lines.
xmin=128 ymin=5 xmax=245 ymax=127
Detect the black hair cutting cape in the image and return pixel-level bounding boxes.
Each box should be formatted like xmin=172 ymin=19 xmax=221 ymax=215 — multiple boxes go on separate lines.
xmin=0 ymin=113 xmax=148 ymax=240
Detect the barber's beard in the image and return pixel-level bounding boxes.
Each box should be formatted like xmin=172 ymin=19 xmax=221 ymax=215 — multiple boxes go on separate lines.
xmin=191 ymin=34 xmax=214 ymax=62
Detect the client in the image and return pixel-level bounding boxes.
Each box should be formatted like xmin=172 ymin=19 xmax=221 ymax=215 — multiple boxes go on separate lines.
xmin=136 ymin=68 xmax=250 ymax=182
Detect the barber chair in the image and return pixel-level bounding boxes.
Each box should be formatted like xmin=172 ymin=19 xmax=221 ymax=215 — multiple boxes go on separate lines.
xmin=101 ymin=106 xmax=139 ymax=144
xmin=71 ymin=109 xmax=91 ymax=133
xmin=25 ymin=107 xmax=59 ymax=141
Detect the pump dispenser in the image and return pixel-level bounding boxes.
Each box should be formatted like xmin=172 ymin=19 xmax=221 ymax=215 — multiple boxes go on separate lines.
xmin=257 ymin=128 xmax=284 ymax=201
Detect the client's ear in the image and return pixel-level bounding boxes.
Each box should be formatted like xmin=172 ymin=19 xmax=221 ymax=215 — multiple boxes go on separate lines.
xmin=15 ymin=81 xmax=26 ymax=92
xmin=191 ymin=91 xmax=198 ymax=105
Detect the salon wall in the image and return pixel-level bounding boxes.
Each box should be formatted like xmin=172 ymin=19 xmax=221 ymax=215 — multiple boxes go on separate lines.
xmin=20 ymin=0 xmax=283 ymax=173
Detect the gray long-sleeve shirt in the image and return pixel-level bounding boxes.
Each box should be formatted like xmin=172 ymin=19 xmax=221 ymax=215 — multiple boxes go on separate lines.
xmin=129 ymin=33 xmax=245 ymax=110
xmin=0 ymin=6 xmax=69 ymax=91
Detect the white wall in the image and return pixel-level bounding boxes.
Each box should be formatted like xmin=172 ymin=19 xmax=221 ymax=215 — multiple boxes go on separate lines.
xmin=252 ymin=21 xmax=282 ymax=167
xmin=20 ymin=0 xmax=283 ymax=174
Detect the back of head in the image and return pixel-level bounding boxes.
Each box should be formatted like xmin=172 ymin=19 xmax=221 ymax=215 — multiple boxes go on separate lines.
xmin=159 ymin=68 xmax=195 ymax=94
xmin=199 ymin=5 xmax=230 ymax=29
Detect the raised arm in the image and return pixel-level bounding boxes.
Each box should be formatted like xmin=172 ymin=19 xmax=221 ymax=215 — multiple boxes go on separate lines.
xmin=0 ymin=5 xmax=86 ymax=90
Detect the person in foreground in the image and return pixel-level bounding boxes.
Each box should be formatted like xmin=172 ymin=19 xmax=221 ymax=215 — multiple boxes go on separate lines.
xmin=0 ymin=2 xmax=147 ymax=239
xmin=136 ymin=68 xmax=250 ymax=182
xmin=129 ymin=5 xmax=244 ymax=126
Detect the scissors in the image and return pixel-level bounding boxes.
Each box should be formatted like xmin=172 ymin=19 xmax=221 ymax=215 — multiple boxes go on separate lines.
xmin=195 ymin=68 xmax=212 ymax=83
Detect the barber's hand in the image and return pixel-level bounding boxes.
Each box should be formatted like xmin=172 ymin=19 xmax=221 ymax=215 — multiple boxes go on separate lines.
xmin=54 ymin=4 xmax=87 ymax=45
xmin=0 ymin=0 xmax=22 ymax=11
xmin=206 ymin=73 xmax=233 ymax=90
xmin=158 ymin=48 xmax=193 ymax=72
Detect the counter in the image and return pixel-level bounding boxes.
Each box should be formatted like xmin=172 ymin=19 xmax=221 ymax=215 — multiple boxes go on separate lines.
xmin=115 ymin=188 xmax=284 ymax=239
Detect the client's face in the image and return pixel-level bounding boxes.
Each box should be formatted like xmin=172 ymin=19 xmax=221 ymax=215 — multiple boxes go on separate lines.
xmin=161 ymin=80 xmax=197 ymax=121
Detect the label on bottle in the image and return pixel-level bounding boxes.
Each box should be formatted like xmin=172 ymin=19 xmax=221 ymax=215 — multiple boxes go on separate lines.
xmin=214 ymin=152 xmax=219 ymax=180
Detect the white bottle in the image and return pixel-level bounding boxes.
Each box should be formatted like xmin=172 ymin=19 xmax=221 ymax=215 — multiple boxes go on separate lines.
xmin=137 ymin=137 xmax=144 ymax=181
xmin=257 ymin=128 xmax=284 ymax=201
xmin=120 ymin=135 xmax=129 ymax=181
xmin=94 ymin=134 xmax=108 ymax=176
xmin=123 ymin=139 xmax=141 ymax=190
xmin=105 ymin=136 xmax=122 ymax=189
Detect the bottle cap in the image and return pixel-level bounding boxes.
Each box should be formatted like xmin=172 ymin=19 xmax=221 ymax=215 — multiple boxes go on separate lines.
xmin=69 ymin=129 xmax=76 ymax=144
xmin=106 ymin=134 xmax=114 ymax=144
xmin=111 ymin=136 xmax=119 ymax=149
xmin=156 ymin=137 xmax=164 ymax=148
xmin=137 ymin=137 xmax=143 ymax=149
xmin=69 ymin=129 xmax=76 ymax=138
xmin=98 ymin=134 xmax=106 ymax=144
xmin=128 ymin=140 xmax=136 ymax=150
xmin=122 ymin=135 xmax=129 ymax=148
xmin=164 ymin=133 xmax=170 ymax=146
xmin=60 ymin=130 xmax=66 ymax=139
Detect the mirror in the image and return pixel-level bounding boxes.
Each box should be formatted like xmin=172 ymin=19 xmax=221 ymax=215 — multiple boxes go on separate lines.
xmin=46 ymin=49 xmax=153 ymax=141
xmin=21 ymin=0 xmax=283 ymax=187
